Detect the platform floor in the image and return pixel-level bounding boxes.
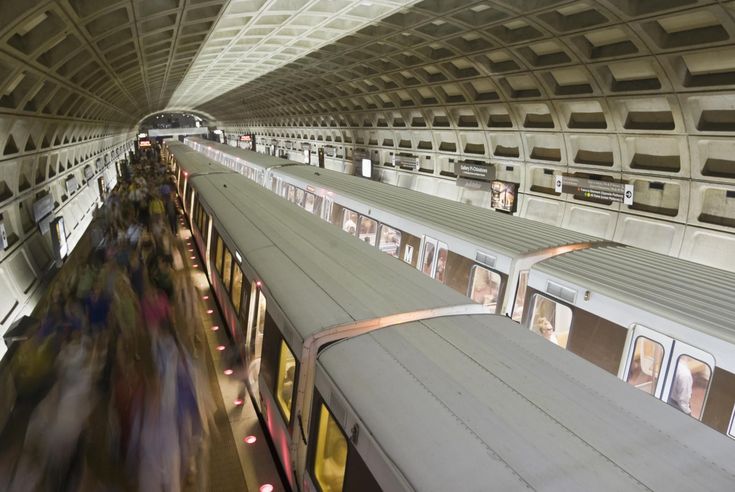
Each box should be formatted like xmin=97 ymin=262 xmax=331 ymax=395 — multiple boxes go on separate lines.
xmin=0 ymin=174 xmax=285 ymax=491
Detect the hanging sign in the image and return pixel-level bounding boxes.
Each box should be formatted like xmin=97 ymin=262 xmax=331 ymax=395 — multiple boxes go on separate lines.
xmin=455 ymin=161 xmax=496 ymax=181
xmin=555 ymin=175 xmax=634 ymax=205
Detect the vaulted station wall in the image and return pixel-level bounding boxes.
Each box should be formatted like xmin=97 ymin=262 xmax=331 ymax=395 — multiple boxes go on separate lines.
xmin=201 ymin=0 xmax=735 ymax=272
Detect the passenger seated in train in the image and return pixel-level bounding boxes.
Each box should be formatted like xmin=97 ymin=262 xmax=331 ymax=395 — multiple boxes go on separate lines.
xmin=534 ymin=317 xmax=559 ymax=346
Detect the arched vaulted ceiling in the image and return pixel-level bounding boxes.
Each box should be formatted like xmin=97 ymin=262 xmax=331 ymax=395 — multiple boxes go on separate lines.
xmin=0 ymin=0 xmax=734 ymax=287
xmin=0 ymin=0 xmax=416 ymax=124
xmin=198 ymin=0 xmax=735 ymax=272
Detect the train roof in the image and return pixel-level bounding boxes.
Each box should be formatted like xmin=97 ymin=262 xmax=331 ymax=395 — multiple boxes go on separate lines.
xmin=319 ymin=313 xmax=735 ymax=491
xmin=185 ymin=137 xmax=292 ymax=170
xmin=189 ymin=170 xmax=472 ymax=341
xmin=532 ymin=246 xmax=735 ymax=344
xmin=184 ymin=139 xmax=602 ymax=257
xmin=167 ymin=141 xmax=230 ymax=177
xmin=276 ymin=165 xmax=602 ymax=258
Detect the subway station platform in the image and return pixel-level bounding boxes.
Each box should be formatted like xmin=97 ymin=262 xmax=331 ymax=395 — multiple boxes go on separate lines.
xmin=0 ymin=155 xmax=285 ymax=492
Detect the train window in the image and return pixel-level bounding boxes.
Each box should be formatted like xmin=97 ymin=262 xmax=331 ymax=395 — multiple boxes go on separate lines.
xmin=271 ymin=176 xmax=279 ymax=192
xmin=342 ymin=210 xmax=358 ymax=236
xmin=469 ymin=265 xmax=501 ymax=310
xmin=295 ymin=188 xmax=306 ymax=207
xmin=378 ymin=225 xmax=401 ymax=257
xmin=511 ymin=271 xmax=529 ymax=322
xmin=215 ymin=234 xmax=224 ymax=275
xmin=358 ymin=216 xmax=378 ymax=245
xmin=275 ymin=340 xmax=297 ymax=423
xmin=232 ymin=263 xmax=244 ymax=313
xmin=529 ymin=294 xmax=572 ymax=349
xmin=421 ymin=240 xmax=436 ymax=275
xmin=223 ymin=249 xmax=233 ymax=293
xmin=668 ymin=355 xmax=711 ymax=420
xmin=435 ymin=244 xmax=448 ymax=283
xmin=625 ymin=336 xmax=665 ymax=396
xmin=728 ymin=407 xmax=735 ymax=439
xmin=322 ymin=199 xmax=333 ymax=222
xmin=287 ymin=185 xmax=296 ymax=203
xmin=313 ymin=403 xmax=348 ymax=492
xmin=304 ymin=193 xmax=316 ymax=213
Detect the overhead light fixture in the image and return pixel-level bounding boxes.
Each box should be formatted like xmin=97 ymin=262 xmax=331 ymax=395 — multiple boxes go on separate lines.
xmin=138 ymin=133 xmax=147 ymax=138
xmin=213 ymin=129 xmax=223 ymax=135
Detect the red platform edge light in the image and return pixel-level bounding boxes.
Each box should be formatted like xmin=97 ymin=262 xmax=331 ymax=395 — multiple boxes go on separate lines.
xmin=207 ymin=309 xmax=214 ymax=314
xmin=234 ymin=398 xmax=244 ymax=406
xmin=224 ymin=369 xmax=234 ymax=375
xmin=243 ymin=435 xmax=256 ymax=444
xmin=259 ymin=485 xmax=274 ymax=492
xmin=256 ymin=280 xmax=262 ymax=287
xmin=216 ymin=345 xmax=225 ymax=351
xmin=211 ymin=325 xmax=219 ymax=331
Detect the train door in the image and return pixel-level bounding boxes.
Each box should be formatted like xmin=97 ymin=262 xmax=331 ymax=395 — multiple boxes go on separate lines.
xmin=662 ymin=343 xmax=714 ymax=421
xmin=623 ymin=325 xmax=714 ymax=420
xmin=419 ymin=236 xmax=447 ymax=282
xmin=623 ymin=325 xmax=673 ymax=398
xmin=246 ymin=281 xmax=267 ymax=409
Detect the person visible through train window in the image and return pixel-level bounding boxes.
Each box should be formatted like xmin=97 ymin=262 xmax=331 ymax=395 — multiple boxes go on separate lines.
xmin=535 ymin=317 xmax=559 ymax=346
xmin=435 ymin=248 xmax=448 ymax=283
xmin=668 ymin=358 xmax=693 ymax=416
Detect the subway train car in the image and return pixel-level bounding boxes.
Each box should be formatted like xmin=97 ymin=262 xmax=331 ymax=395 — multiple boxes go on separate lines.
xmin=178 ymin=138 xmax=735 ymax=439
xmin=162 ymin=140 xmax=236 ymax=279
xmin=183 ymin=136 xmax=611 ymax=320
xmin=186 ymin=136 xmax=297 ymax=186
xmin=164 ymin=142 xmax=735 ymax=491
xmin=525 ymin=245 xmax=735 ymax=437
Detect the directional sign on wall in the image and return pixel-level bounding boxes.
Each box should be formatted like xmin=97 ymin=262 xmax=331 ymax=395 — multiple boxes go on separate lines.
xmin=555 ymin=175 xmax=634 ymax=205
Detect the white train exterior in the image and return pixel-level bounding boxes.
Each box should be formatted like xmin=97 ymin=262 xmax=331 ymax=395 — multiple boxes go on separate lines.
xmin=163 ymin=140 xmax=735 ymax=491
xmin=178 ymin=137 xmax=735 ymax=439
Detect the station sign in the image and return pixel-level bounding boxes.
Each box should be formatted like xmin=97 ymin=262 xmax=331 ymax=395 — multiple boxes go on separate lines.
xmin=554 ymin=175 xmax=634 ymax=204
xmin=455 ymin=161 xmax=496 ymax=181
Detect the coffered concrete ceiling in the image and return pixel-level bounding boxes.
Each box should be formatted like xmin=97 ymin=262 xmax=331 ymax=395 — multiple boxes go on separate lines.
xmin=0 ymin=0 xmax=417 ymax=124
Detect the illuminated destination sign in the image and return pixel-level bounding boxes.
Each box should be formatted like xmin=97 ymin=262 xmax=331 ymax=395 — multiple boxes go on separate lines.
xmin=239 ymin=135 xmax=251 ymax=142
xmin=555 ymin=175 xmax=634 ymax=205
xmin=454 ymin=161 xmax=496 ymax=181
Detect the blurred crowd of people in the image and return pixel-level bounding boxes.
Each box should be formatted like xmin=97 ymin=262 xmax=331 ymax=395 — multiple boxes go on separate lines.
xmin=1 ymin=145 xmax=215 ymax=491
